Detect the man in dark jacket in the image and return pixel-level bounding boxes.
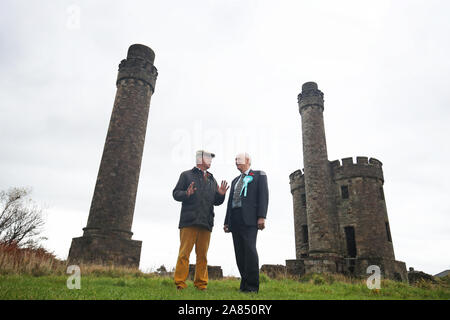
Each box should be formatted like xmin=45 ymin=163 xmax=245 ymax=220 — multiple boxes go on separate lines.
xmin=224 ymin=152 xmax=269 ymax=293
xmin=173 ymin=150 xmax=229 ymax=290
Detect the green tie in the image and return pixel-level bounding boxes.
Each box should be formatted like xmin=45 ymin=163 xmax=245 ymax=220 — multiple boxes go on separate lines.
xmin=232 ymin=173 xmax=246 ymax=206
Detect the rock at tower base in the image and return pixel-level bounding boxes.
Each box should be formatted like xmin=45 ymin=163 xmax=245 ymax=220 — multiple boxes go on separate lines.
xmin=68 ymin=235 xmax=142 ymax=268
xmin=286 ymin=257 xmax=408 ymax=282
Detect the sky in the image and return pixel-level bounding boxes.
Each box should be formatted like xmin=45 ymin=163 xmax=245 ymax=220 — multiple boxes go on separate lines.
xmin=0 ymin=0 xmax=449 ymax=277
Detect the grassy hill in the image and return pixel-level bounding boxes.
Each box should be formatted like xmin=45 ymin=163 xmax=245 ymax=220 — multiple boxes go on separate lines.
xmin=1 ymin=270 xmax=449 ymax=300
xmin=1 ymin=243 xmax=449 ymax=300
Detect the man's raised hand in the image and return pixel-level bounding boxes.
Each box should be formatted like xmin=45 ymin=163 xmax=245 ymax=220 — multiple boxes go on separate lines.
xmin=217 ymin=180 xmax=229 ymax=195
xmin=186 ymin=182 xmax=196 ymax=197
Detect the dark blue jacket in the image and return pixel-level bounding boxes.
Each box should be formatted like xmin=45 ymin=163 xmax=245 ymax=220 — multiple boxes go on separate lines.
xmin=224 ymin=169 xmax=269 ymax=230
xmin=173 ymin=167 xmax=225 ymax=231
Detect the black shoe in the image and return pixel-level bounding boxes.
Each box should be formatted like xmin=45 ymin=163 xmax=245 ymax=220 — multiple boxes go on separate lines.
xmin=240 ymin=289 xmax=258 ymax=294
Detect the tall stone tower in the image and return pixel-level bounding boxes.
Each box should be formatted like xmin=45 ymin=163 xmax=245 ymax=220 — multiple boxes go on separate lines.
xmin=297 ymin=82 xmax=342 ymax=273
xmin=287 ymin=82 xmax=407 ymax=281
xmin=68 ymin=44 xmax=158 ymax=267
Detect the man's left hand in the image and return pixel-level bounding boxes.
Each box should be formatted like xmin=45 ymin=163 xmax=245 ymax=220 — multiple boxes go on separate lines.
xmin=257 ymin=217 xmax=265 ymax=230
xmin=217 ymin=180 xmax=229 ymax=195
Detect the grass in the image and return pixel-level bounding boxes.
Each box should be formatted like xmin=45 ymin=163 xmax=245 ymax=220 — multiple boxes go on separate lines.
xmin=1 ymin=272 xmax=449 ymax=300
xmin=1 ymin=243 xmax=449 ymax=300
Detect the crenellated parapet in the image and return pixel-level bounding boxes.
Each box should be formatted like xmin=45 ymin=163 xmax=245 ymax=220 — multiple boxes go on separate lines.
xmin=289 ymin=169 xmax=305 ymax=193
xmin=297 ymin=82 xmax=324 ymax=113
xmin=117 ymin=44 xmax=158 ymax=93
xmin=331 ymin=156 xmax=384 ymax=182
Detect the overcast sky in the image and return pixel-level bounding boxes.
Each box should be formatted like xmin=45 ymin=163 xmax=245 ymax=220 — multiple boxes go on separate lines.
xmin=1 ymin=0 xmax=449 ymax=277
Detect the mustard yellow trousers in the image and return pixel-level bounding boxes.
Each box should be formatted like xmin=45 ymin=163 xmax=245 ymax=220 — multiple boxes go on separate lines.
xmin=174 ymin=226 xmax=211 ymax=289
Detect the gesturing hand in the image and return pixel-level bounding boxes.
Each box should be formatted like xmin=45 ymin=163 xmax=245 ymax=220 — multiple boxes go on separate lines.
xmin=217 ymin=180 xmax=229 ymax=195
xmin=186 ymin=182 xmax=196 ymax=197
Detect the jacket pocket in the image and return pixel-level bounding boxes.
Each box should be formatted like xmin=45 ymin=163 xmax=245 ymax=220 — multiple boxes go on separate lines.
xmin=180 ymin=210 xmax=195 ymax=224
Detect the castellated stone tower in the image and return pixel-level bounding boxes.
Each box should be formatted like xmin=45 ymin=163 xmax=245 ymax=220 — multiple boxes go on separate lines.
xmin=286 ymin=82 xmax=407 ymax=281
xmin=68 ymin=44 xmax=158 ymax=267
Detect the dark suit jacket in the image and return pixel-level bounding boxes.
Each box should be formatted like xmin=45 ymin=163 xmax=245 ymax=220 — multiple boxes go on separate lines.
xmin=224 ymin=169 xmax=269 ymax=230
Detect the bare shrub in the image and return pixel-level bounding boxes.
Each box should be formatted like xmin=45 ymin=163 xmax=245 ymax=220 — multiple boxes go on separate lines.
xmin=0 ymin=187 xmax=46 ymax=248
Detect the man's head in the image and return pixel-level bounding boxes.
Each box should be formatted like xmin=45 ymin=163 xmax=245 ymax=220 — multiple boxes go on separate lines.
xmin=235 ymin=152 xmax=251 ymax=173
xmin=196 ymin=150 xmax=215 ymax=170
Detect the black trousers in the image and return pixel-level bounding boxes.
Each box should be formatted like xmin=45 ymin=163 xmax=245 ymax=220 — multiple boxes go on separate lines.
xmin=230 ymin=208 xmax=259 ymax=292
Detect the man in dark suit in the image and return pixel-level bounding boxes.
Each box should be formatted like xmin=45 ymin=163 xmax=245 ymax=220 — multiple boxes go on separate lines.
xmin=224 ymin=153 xmax=269 ymax=293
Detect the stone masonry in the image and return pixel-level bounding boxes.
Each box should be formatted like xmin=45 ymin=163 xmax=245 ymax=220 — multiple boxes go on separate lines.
xmin=287 ymin=82 xmax=407 ymax=281
xmin=68 ymin=44 xmax=158 ymax=268
xmin=188 ymin=265 xmax=223 ymax=280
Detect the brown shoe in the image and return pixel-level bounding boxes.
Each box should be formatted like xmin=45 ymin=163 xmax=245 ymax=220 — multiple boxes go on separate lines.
xmin=196 ymin=287 xmax=207 ymax=291
xmin=176 ymin=286 xmax=184 ymax=290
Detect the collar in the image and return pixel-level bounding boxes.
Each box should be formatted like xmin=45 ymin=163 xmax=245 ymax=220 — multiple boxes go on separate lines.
xmin=193 ymin=166 xmax=209 ymax=175
xmin=241 ymin=168 xmax=251 ymax=176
